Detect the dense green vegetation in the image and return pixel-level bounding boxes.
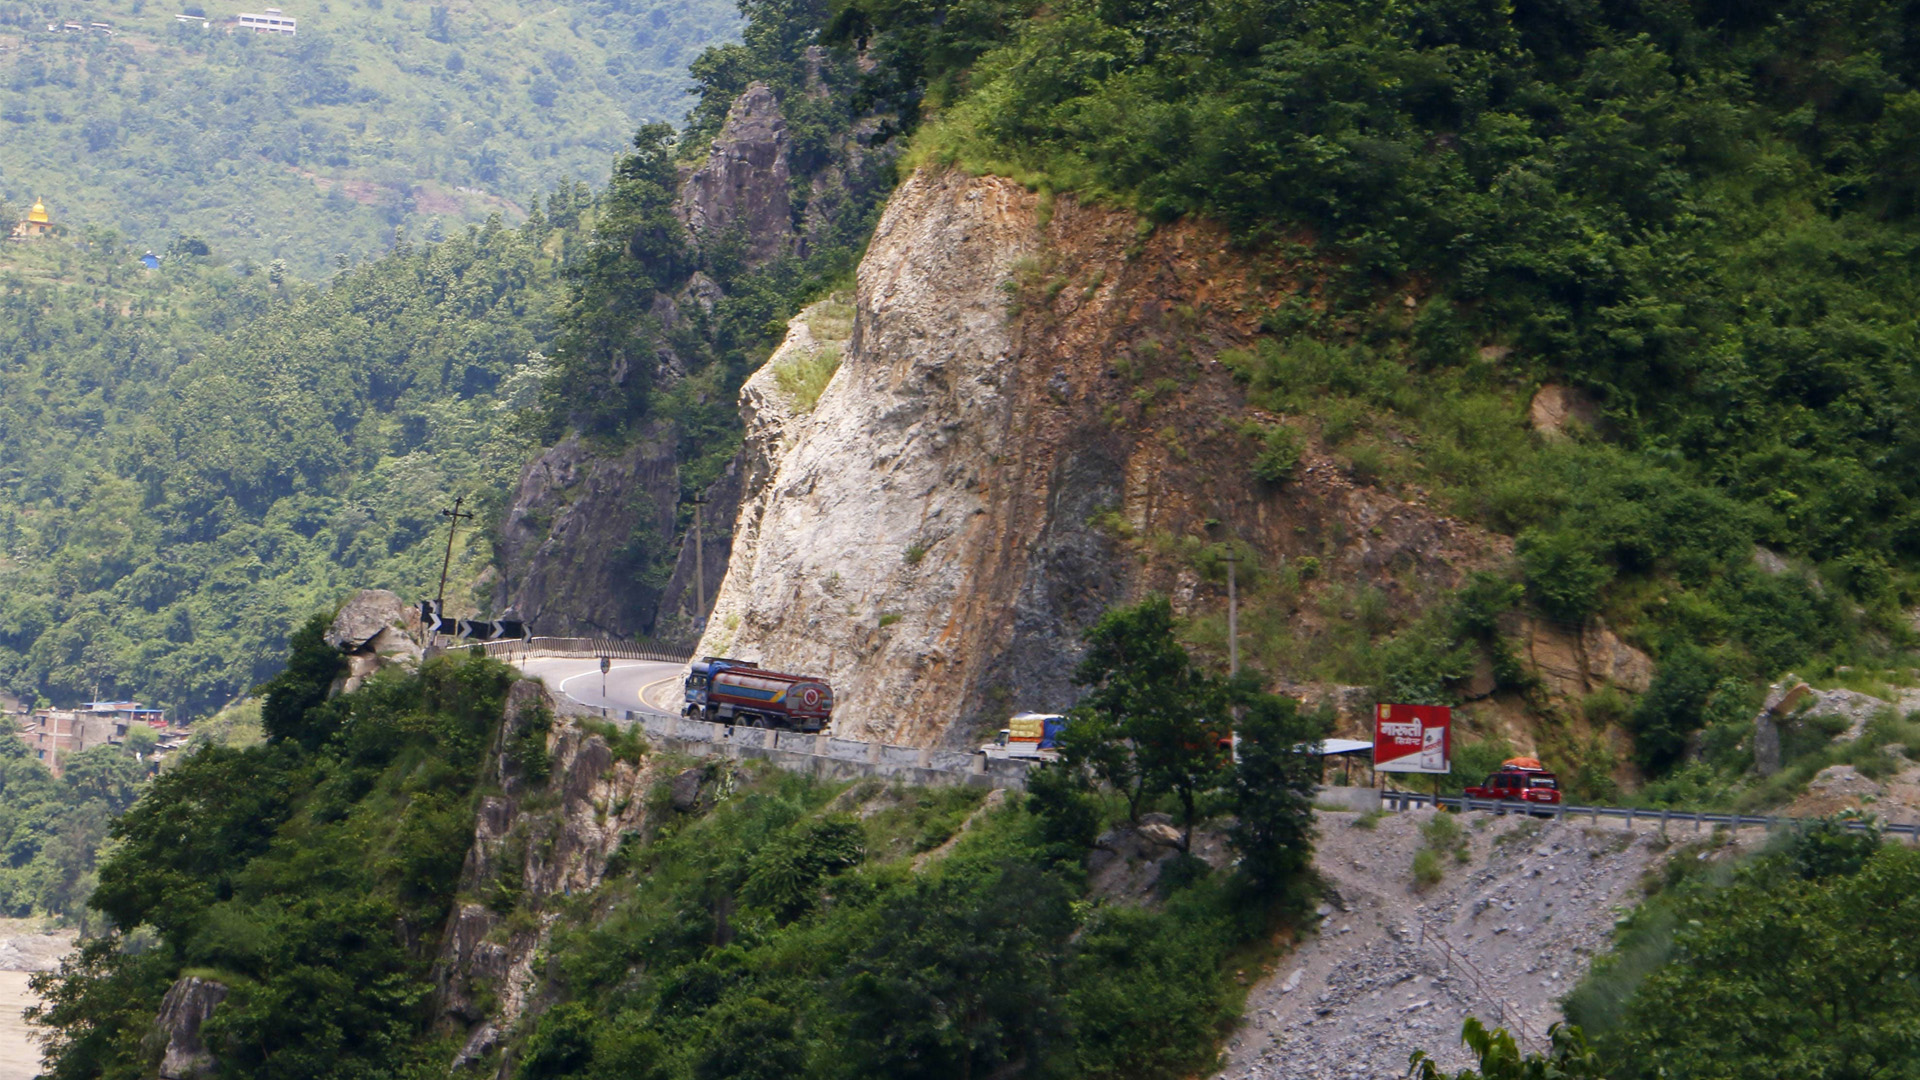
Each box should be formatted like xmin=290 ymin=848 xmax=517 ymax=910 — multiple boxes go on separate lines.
xmin=0 ymin=207 xmax=580 ymax=719
xmin=31 ymin=640 xmax=516 ymax=1080
xmin=0 ymin=0 xmax=741 ymax=273
xmin=1553 ymin=818 xmax=1920 ymax=1078
xmin=819 ymin=0 xmax=1920 ymax=782
xmin=30 ymin=601 xmax=1329 ymax=1078
xmin=0 ymin=737 xmax=144 ymax=920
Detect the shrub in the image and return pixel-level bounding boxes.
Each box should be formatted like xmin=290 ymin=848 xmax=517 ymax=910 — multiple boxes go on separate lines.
xmin=1629 ymin=647 xmax=1718 ymax=776
xmin=1412 ymin=847 xmax=1444 ymax=889
xmin=1517 ymin=529 xmax=1612 ymax=624
xmin=1251 ymin=427 xmax=1302 ymax=484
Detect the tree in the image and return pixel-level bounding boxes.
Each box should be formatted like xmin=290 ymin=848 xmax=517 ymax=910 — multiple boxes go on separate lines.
xmin=259 ymin=613 xmax=345 ymax=751
xmin=1600 ymin=840 xmax=1920 ymax=1079
xmin=1064 ymin=596 xmax=1230 ymax=848
xmin=1409 ymin=1020 xmax=1609 ymax=1080
xmin=1228 ymin=682 xmax=1327 ymax=890
xmin=838 ymin=865 xmax=1073 ymax=1080
xmin=542 ymin=123 xmax=689 ymax=440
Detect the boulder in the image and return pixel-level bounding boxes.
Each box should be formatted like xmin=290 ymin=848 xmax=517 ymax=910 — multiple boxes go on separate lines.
xmin=328 ymin=589 xmax=423 ymax=693
xmin=1138 ymin=821 xmax=1184 ymax=848
xmin=1527 ymin=384 xmax=1602 ymax=440
xmin=670 ymin=767 xmax=705 ymax=811
xmin=326 ymin=589 xmax=408 ymax=651
xmin=155 ymin=976 xmax=227 ymax=1080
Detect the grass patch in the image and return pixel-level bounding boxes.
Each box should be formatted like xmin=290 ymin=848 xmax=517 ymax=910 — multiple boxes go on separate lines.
xmin=772 ymin=344 xmax=843 ymax=413
xmin=1412 ymin=810 xmax=1470 ymax=889
xmin=804 ymin=295 xmax=857 ymax=341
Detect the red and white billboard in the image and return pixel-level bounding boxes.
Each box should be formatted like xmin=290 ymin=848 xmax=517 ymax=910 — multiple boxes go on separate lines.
xmin=1373 ymin=703 xmax=1451 ymax=774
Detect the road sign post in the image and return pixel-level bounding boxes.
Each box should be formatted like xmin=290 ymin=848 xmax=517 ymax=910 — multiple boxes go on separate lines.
xmin=601 ymin=655 xmax=610 ymax=700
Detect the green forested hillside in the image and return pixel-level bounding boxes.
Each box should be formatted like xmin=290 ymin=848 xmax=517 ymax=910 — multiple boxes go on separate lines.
xmin=0 ymin=0 xmax=738 ymax=273
xmin=31 ymin=623 xmax=1327 ymax=1079
xmin=0 ymin=205 xmax=583 ymax=719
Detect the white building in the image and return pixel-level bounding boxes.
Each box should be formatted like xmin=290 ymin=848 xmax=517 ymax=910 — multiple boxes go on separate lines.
xmin=235 ymin=9 xmax=296 ymax=35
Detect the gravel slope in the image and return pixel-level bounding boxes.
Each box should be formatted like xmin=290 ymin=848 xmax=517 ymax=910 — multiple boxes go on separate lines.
xmin=1217 ymin=808 xmax=1749 ymax=1079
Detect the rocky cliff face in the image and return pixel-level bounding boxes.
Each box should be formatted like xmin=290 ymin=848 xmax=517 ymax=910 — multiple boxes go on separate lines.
xmin=492 ymin=429 xmax=682 ymax=638
xmin=432 ymin=679 xmax=668 ymax=1073
xmin=676 ymin=82 xmax=794 ymax=267
xmin=492 ymin=84 xmax=804 ymax=644
xmin=695 ymin=170 xmax=1508 ymax=747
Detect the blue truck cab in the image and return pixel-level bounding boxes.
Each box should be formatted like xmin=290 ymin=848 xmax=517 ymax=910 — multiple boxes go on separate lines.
xmin=684 ymin=656 xmax=755 ymax=715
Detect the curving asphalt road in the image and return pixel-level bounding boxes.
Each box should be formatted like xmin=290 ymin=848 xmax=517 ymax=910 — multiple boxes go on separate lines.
xmin=513 ymin=656 xmax=685 ymax=717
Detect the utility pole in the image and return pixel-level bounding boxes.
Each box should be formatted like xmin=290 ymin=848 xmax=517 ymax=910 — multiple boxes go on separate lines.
xmin=435 ymin=496 xmax=474 ymax=647
xmin=690 ymin=493 xmax=708 ymax=633
xmin=1223 ymin=547 xmax=1239 ymax=678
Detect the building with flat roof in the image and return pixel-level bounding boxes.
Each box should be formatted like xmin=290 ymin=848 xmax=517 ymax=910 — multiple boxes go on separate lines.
xmin=12 ymin=701 xmax=169 ymax=776
xmin=235 ymin=9 xmax=296 ymax=35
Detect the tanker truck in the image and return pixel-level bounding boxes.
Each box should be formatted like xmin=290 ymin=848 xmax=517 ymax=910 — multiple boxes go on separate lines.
xmin=683 ymin=657 xmax=835 ymax=732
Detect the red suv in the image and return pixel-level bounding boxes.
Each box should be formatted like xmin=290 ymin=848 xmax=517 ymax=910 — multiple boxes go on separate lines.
xmin=1464 ymin=767 xmax=1562 ymax=805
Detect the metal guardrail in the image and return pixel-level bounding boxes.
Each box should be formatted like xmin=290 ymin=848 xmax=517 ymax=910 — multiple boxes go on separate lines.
xmin=1380 ymin=791 xmax=1920 ymax=840
xmin=479 ymin=637 xmax=693 ymax=664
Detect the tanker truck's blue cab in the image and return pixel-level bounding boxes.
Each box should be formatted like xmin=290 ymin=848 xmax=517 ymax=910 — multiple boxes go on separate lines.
xmin=684 ymin=657 xmax=757 ymax=715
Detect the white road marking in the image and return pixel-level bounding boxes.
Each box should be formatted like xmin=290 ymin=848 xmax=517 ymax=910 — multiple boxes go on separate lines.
xmin=556 ymin=663 xmax=652 ymax=696
xmin=639 ymin=676 xmax=681 ymax=711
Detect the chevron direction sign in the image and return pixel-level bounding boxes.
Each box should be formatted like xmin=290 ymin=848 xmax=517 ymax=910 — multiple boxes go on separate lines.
xmin=454 ymin=618 xmax=529 ymax=642
xmin=419 ymin=600 xmax=447 ymax=635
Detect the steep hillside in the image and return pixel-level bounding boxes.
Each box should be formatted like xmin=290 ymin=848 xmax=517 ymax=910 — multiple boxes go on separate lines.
xmin=698 ymin=170 xmax=1502 ymax=747
xmin=0 ymin=216 xmax=571 ymax=718
xmin=493 ymin=66 xmax=897 ymax=644
xmin=29 ymin=607 xmax=1323 ymax=1080
xmin=672 ymin=0 xmax=1920 ymax=798
xmin=0 ymin=0 xmax=740 ymax=273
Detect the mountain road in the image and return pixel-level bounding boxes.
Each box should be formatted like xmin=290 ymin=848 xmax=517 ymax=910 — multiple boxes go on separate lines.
xmin=513 ymin=656 xmax=684 ymax=716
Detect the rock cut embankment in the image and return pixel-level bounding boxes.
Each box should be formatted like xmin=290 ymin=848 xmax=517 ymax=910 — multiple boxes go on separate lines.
xmin=696 ymin=170 xmax=1504 ymax=746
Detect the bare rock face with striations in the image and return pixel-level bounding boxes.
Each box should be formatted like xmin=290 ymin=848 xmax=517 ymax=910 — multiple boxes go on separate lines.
xmin=432 ymin=679 xmax=662 ymax=1073
xmin=696 ymin=170 xmax=1507 ymax=747
xmin=677 ymin=81 xmax=794 ymax=266
xmin=492 ymin=431 xmax=680 ymax=638
xmin=154 ymin=976 xmax=228 ymax=1080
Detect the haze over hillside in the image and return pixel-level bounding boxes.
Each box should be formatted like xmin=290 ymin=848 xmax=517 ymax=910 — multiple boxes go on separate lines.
xmin=0 ymin=0 xmax=739 ymax=273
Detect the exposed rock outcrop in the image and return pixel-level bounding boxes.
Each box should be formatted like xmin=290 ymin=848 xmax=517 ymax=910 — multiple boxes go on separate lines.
xmin=433 ymin=680 xmax=662 ymax=1073
xmin=696 ymin=170 xmax=1505 ymax=747
xmin=154 ymin=976 xmax=227 ymax=1080
xmin=1526 ymin=383 xmax=1603 ymax=440
xmin=1512 ymin=615 xmax=1654 ymax=698
xmin=492 ymin=431 xmax=681 ymax=638
xmin=677 ymin=82 xmax=794 ymax=266
xmin=1753 ymin=677 xmax=1889 ymax=775
xmin=326 ymin=589 xmax=421 ymax=693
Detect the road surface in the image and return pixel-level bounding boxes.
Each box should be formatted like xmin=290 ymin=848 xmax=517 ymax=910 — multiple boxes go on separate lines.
xmin=513 ymin=657 xmax=684 ymax=716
